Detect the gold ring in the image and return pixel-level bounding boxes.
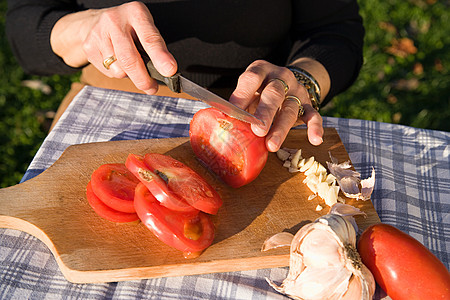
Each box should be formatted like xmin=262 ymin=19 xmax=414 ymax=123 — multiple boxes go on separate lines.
xmin=285 ymin=95 xmax=305 ymax=117
xmin=269 ymin=78 xmax=289 ymax=95
xmin=103 ymin=55 xmax=117 ymax=70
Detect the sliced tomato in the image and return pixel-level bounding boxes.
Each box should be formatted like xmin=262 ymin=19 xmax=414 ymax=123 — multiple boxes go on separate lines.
xmin=125 ymin=153 xmax=197 ymax=213
xmin=90 ymin=163 xmax=140 ymax=213
xmin=358 ymin=223 xmax=450 ymax=300
xmin=189 ymin=107 xmax=268 ymax=188
xmin=86 ymin=181 xmax=139 ymax=223
xmin=143 ymin=153 xmax=223 ymax=215
xmin=134 ymin=183 xmax=215 ymax=254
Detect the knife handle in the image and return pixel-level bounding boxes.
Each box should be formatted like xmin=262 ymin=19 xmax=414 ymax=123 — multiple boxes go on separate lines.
xmin=145 ymin=59 xmax=181 ymax=93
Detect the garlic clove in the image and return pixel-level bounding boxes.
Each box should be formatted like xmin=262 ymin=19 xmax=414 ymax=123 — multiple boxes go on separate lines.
xmin=287 ymin=266 xmax=353 ymax=300
xmin=299 ymin=227 xmax=343 ymax=268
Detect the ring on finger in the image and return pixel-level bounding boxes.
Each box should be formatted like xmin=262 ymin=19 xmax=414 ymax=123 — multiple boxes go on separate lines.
xmin=285 ymin=95 xmax=305 ymax=117
xmin=103 ymin=55 xmax=117 ymax=70
xmin=268 ymin=78 xmax=289 ymax=95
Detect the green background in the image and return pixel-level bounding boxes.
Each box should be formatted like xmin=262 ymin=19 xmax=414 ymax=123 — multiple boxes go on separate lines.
xmin=1 ymin=0 xmax=449 ymax=187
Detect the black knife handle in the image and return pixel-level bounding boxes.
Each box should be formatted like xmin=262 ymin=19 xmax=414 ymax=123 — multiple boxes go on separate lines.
xmin=145 ymin=58 xmax=181 ymax=93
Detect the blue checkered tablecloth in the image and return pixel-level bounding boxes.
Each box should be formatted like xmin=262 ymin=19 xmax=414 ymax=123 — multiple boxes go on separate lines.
xmin=1 ymin=86 xmax=449 ymax=299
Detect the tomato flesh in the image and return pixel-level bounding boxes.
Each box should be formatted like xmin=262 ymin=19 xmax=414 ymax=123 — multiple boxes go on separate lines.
xmin=189 ymin=108 xmax=268 ymax=188
xmin=86 ymin=181 xmax=139 ymax=223
xmin=125 ymin=154 xmax=197 ymax=213
xmin=90 ymin=163 xmax=140 ymax=213
xmin=134 ymin=183 xmax=215 ymax=253
xmin=143 ymin=153 xmax=223 ymax=215
xmin=358 ymin=223 xmax=450 ymax=300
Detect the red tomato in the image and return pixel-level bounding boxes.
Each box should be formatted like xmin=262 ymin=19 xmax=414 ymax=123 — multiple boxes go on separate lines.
xmin=143 ymin=153 xmax=223 ymax=215
xmin=189 ymin=108 xmax=268 ymax=188
xmin=134 ymin=183 xmax=215 ymax=254
xmin=90 ymin=163 xmax=140 ymax=213
xmin=358 ymin=223 xmax=450 ymax=300
xmin=86 ymin=181 xmax=139 ymax=223
xmin=125 ymin=154 xmax=197 ymax=213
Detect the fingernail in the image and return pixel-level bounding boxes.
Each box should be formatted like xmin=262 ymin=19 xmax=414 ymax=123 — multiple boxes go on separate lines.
xmin=268 ymin=136 xmax=280 ymax=152
xmin=252 ymin=125 xmax=266 ymax=136
xmin=145 ymin=87 xmax=158 ymax=95
xmin=162 ymin=61 xmax=177 ymax=76
xmin=311 ymin=136 xmax=323 ymax=145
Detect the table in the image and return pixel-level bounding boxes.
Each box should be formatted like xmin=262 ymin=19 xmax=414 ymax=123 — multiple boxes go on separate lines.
xmin=1 ymin=86 xmax=448 ymax=299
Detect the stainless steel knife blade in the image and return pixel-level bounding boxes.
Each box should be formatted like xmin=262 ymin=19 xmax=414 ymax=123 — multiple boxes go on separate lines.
xmin=178 ymin=76 xmax=265 ymax=127
xmin=145 ymin=59 xmax=264 ymax=126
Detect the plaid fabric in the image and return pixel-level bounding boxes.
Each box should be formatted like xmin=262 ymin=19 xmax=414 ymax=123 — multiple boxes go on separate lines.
xmin=1 ymin=86 xmax=448 ymax=299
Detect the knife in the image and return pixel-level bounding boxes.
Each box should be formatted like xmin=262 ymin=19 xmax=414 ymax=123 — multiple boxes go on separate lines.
xmin=145 ymin=60 xmax=265 ymax=127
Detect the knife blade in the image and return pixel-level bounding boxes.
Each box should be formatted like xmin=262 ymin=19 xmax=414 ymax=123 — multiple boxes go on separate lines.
xmin=146 ymin=59 xmax=265 ymax=127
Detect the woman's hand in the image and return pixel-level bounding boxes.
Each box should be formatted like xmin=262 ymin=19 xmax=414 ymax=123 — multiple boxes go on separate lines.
xmin=51 ymin=1 xmax=176 ymax=94
xmin=229 ymin=60 xmax=325 ymax=152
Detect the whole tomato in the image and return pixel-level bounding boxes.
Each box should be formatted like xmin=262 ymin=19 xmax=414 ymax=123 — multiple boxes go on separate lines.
xmin=189 ymin=108 xmax=268 ymax=188
xmin=357 ymin=223 xmax=450 ymax=300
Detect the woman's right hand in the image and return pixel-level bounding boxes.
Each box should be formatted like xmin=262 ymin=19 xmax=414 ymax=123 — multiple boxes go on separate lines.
xmin=50 ymin=1 xmax=176 ymax=94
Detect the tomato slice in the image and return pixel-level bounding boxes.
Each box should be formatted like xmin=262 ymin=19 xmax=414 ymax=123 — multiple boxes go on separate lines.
xmin=143 ymin=153 xmax=223 ymax=215
xmin=125 ymin=154 xmax=197 ymax=213
xmin=134 ymin=183 xmax=215 ymax=253
xmin=90 ymin=163 xmax=140 ymax=213
xmin=189 ymin=107 xmax=268 ymax=188
xmin=86 ymin=181 xmax=139 ymax=223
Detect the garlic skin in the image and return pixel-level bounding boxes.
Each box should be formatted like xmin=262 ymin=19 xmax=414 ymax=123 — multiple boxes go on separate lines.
xmin=266 ymin=204 xmax=375 ymax=300
xmin=326 ymin=153 xmax=375 ymax=201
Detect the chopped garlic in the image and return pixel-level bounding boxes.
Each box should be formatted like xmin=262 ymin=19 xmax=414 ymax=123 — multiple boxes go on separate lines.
xmin=308 ymin=194 xmax=317 ymax=201
xmin=276 ymin=148 xmax=291 ymax=161
xmin=304 ymin=161 xmax=319 ymax=176
xmin=290 ymin=149 xmax=302 ymax=168
xmin=300 ymin=156 xmax=315 ymax=172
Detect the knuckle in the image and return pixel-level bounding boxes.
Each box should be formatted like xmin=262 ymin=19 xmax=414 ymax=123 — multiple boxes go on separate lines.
xmin=238 ymin=71 xmax=261 ymax=88
xmin=118 ymin=55 xmax=139 ymax=71
xmin=264 ymin=84 xmax=285 ymax=100
xmin=140 ymin=32 xmax=164 ymax=48
xmin=133 ymin=78 xmax=153 ymax=91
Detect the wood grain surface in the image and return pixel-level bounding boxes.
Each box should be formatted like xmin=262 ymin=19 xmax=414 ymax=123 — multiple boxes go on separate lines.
xmin=0 ymin=128 xmax=380 ymax=283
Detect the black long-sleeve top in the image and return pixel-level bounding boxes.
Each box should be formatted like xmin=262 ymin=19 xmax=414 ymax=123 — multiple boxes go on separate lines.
xmin=6 ymin=0 xmax=364 ymax=104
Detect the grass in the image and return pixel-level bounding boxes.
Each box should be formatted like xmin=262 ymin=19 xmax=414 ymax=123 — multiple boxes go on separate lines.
xmin=0 ymin=0 xmax=449 ymax=188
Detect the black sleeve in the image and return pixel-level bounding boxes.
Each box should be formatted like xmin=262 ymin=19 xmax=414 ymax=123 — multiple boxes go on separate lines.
xmin=288 ymin=0 xmax=365 ymax=104
xmin=6 ymin=0 xmax=82 ymax=75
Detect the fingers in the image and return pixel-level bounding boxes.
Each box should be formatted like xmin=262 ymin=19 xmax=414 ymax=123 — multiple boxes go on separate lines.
xmin=82 ymin=1 xmax=176 ymax=94
xmin=231 ymin=60 xmax=324 ymax=152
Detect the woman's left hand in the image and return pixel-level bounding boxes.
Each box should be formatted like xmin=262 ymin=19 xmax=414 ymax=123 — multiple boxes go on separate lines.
xmin=229 ymin=60 xmax=324 ymax=152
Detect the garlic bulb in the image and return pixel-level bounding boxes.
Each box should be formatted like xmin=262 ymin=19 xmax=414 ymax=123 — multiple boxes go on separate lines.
xmin=265 ymin=204 xmax=375 ymax=300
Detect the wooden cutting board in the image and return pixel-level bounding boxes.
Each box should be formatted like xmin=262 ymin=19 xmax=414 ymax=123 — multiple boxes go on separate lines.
xmin=0 ymin=128 xmax=380 ymax=283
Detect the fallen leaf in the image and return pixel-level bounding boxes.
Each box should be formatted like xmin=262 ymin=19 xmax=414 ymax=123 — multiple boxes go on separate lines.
xmin=413 ymin=62 xmax=424 ymax=75
xmin=391 ymin=78 xmax=420 ymax=91
xmin=434 ymin=59 xmax=444 ymax=72
xmin=386 ymin=38 xmax=418 ymax=58
xmin=378 ymin=21 xmax=397 ymax=34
